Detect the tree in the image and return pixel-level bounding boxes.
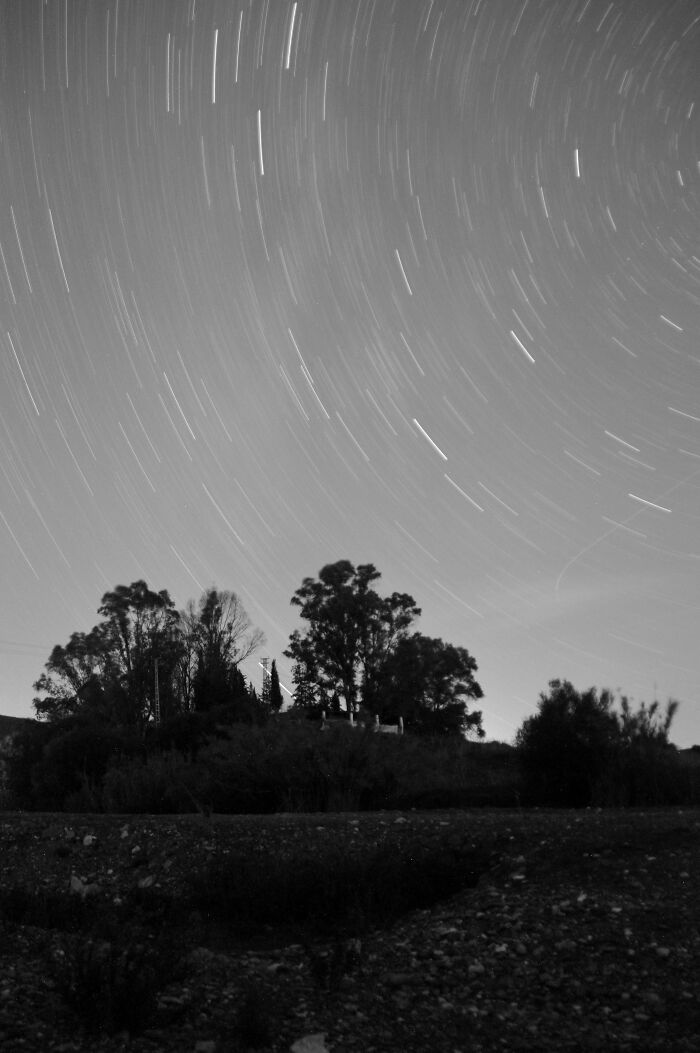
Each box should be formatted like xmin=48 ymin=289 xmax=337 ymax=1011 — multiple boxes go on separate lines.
xmin=378 ymin=633 xmax=484 ymax=737
xmin=177 ymin=588 xmax=264 ymax=714
xmin=33 ymin=628 xmax=111 ymax=722
xmin=288 ymin=636 xmax=327 ymax=712
xmin=97 ymin=581 xmax=182 ymax=725
xmin=34 ymin=582 xmax=264 ymax=729
xmin=269 ymin=659 xmax=284 ymax=712
xmin=515 ymin=679 xmax=680 ymax=807
xmin=284 ymin=561 xmax=419 ymax=714
xmin=34 ymin=582 xmax=183 ymax=727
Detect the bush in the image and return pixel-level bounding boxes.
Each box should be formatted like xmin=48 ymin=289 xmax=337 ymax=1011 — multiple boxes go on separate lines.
xmin=101 ymin=749 xmax=214 ymax=813
xmin=4 ymin=707 xmax=522 ymax=814
xmin=3 ymin=716 xmax=141 ymax=811
xmin=515 ymin=679 xmax=684 ymax=807
xmin=54 ymin=920 xmax=184 ymax=1036
xmin=233 ymin=983 xmax=274 ymax=1048
xmin=187 ymin=836 xmax=494 ymax=942
xmin=0 ymin=886 xmax=89 ymax=931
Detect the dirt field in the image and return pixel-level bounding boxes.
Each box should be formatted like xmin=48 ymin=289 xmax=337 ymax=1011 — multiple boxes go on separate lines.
xmin=1 ymin=807 xmax=699 ymax=1051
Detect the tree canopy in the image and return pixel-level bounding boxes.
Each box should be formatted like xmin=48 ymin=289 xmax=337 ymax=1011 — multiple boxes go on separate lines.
xmin=33 ymin=581 xmax=265 ymax=728
xmin=285 ymin=560 xmax=483 ymax=736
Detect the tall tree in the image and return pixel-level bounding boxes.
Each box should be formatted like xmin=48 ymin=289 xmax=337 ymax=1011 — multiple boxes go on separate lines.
xmin=97 ymin=581 xmax=182 ymax=725
xmin=34 ymin=581 xmax=182 ymax=727
xmin=177 ymin=588 xmax=265 ymax=713
xmin=269 ymin=659 xmax=284 ymax=712
xmin=284 ymin=561 xmax=419 ymax=714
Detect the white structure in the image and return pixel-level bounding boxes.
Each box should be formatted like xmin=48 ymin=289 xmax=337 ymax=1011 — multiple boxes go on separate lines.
xmin=321 ymin=710 xmax=403 ymax=734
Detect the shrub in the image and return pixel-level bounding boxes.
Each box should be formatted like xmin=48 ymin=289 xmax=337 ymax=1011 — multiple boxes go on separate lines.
xmin=101 ymin=749 xmax=214 ymax=813
xmin=0 ymin=886 xmax=88 ymax=932
xmin=54 ymin=919 xmax=184 ymax=1036
xmin=516 ymin=679 xmax=684 ymax=807
xmin=233 ymin=983 xmax=274 ymax=1048
xmin=3 ymin=716 xmax=141 ymax=811
xmin=187 ymin=836 xmax=495 ymax=943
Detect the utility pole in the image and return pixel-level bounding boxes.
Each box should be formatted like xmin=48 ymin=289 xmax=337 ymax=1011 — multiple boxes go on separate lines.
xmin=154 ymin=658 xmax=160 ymax=724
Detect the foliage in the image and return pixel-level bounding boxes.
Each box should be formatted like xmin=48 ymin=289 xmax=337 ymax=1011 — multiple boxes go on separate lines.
xmin=377 ymin=632 xmax=484 ymax=737
xmin=54 ymin=920 xmax=184 ymax=1037
xmin=269 ymin=658 xmax=284 ymax=712
xmin=285 ymin=561 xmax=420 ymax=714
xmin=186 ymin=834 xmax=494 ymax=945
xmin=33 ymin=581 xmax=264 ymax=729
xmin=515 ymin=678 xmax=683 ymax=807
xmin=285 ymin=560 xmax=483 ymax=735
xmin=4 ymin=715 xmax=141 ymax=811
xmin=4 ymin=709 xmax=522 ymax=813
xmin=176 ymin=587 xmax=265 ymax=714
xmin=0 ymin=884 xmax=90 ymax=931
xmin=233 ymin=983 xmax=274 ymax=1049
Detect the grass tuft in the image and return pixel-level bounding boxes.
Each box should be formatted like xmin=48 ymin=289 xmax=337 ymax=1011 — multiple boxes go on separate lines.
xmin=53 ymin=920 xmax=185 ymax=1036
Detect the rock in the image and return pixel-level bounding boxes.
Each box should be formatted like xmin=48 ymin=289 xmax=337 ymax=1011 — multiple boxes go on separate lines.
xmin=82 ymin=834 xmax=97 ymax=848
xmin=69 ymin=874 xmax=85 ymax=896
xmin=655 ymin=946 xmax=671 ymax=958
xmin=193 ymin=1042 xmax=217 ymax=1053
xmin=69 ymin=874 xmax=100 ymax=898
xmin=138 ymin=874 xmax=155 ymax=889
xmin=384 ymin=971 xmax=417 ymax=988
xmin=290 ymin=1034 xmax=329 ymax=1053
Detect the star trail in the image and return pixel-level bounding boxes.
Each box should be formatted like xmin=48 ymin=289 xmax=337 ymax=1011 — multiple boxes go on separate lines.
xmin=1 ymin=0 xmax=698 ymax=744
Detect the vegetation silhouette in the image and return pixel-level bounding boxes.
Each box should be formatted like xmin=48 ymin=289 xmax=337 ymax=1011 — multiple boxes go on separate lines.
xmin=0 ymin=564 xmax=693 ymax=813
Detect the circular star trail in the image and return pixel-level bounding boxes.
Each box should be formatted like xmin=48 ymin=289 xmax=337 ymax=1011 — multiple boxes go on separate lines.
xmin=1 ymin=0 xmax=698 ymax=743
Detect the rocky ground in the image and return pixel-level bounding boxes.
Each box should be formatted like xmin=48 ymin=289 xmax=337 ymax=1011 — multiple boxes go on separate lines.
xmin=1 ymin=808 xmax=699 ymax=1051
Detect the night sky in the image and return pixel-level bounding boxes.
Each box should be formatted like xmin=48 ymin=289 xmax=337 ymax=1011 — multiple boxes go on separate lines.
xmin=1 ymin=0 xmax=698 ymax=745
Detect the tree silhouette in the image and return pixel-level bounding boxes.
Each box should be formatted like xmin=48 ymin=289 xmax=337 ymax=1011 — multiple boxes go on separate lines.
xmin=34 ymin=582 xmax=264 ymax=728
xmin=285 ymin=560 xmax=483 ymax=735
xmin=269 ymin=659 xmax=284 ymax=712
xmin=515 ymin=679 xmax=680 ymax=806
xmin=284 ymin=561 xmax=419 ymax=714
xmin=378 ymin=633 xmax=484 ymax=737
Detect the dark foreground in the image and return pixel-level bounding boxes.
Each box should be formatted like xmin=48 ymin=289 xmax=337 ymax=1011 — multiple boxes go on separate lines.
xmin=1 ymin=808 xmax=699 ymax=1052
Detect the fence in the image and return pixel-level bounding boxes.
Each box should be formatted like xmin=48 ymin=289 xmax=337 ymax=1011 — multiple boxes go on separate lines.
xmin=320 ymin=711 xmax=404 ymax=735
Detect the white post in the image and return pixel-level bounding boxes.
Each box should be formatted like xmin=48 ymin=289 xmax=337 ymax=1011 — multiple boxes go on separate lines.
xmin=399 ymin=716 xmax=404 ymax=735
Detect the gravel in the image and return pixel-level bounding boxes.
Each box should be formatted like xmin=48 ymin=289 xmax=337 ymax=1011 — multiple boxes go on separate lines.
xmin=1 ymin=808 xmax=699 ymax=1051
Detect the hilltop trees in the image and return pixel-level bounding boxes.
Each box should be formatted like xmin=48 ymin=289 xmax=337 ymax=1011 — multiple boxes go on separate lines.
xmin=33 ymin=581 xmax=265 ymax=728
xmin=33 ymin=582 xmax=181 ymax=727
xmin=378 ymin=633 xmax=484 ymax=738
xmin=176 ymin=588 xmax=265 ymax=717
xmin=285 ymin=561 xmax=420 ymax=714
xmin=285 ymin=560 xmax=484 ymax=737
